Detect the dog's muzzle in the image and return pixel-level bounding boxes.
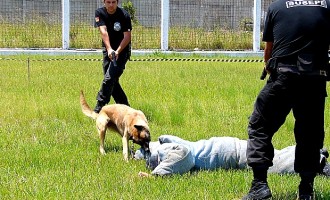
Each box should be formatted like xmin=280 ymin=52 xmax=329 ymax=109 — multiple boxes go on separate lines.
xmin=132 ymin=139 xmax=151 ymax=159
xmin=142 ymin=141 xmax=151 ymax=160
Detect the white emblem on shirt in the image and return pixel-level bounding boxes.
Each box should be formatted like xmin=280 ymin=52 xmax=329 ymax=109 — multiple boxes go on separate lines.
xmin=114 ymin=22 xmax=121 ymax=31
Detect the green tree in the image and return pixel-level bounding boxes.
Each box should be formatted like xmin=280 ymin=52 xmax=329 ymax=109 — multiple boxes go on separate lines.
xmin=122 ymin=0 xmax=138 ymax=24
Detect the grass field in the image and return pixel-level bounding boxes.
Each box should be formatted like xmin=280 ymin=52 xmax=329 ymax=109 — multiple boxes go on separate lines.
xmin=0 ymin=54 xmax=329 ymax=199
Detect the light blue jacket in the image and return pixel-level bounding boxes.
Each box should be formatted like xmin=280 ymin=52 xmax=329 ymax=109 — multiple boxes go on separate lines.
xmin=135 ymin=135 xmax=324 ymax=176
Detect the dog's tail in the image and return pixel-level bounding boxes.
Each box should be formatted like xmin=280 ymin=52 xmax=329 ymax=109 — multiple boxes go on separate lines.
xmin=80 ymin=90 xmax=98 ymax=120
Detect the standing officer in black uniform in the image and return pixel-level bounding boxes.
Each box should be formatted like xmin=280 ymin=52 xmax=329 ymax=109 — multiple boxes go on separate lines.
xmin=93 ymin=0 xmax=131 ymax=113
xmin=242 ymin=0 xmax=330 ymax=200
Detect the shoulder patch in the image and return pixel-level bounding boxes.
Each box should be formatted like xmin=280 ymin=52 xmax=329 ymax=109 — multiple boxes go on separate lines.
xmin=95 ymin=17 xmax=100 ymax=22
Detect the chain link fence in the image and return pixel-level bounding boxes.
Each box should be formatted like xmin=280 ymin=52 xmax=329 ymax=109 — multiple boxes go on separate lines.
xmin=0 ymin=0 xmax=272 ymax=50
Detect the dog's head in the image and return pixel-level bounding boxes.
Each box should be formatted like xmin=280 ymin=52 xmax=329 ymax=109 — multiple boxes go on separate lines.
xmin=130 ymin=120 xmax=151 ymax=156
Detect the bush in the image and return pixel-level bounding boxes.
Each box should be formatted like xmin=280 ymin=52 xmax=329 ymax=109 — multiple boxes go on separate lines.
xmin=122 ymin=0 xmax=138 ymax=25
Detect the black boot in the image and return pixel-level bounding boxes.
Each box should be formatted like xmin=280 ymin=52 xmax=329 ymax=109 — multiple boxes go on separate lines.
xmin=242 ymin=180 xmax=272 ymax=200
xmin=297 ymin=172 xmax=315 ymax=200
xmin=242 ymin=167 xmax=272 ymax=200
xmin=297 ymin=194 xmax=314 ymax=200
xmin=94 ymin=101 xmax=105 ymax=113
xmin=321 ymin=162 xmax=330 ymax=177
xmin=319 ymin=151 xmax=330 ymax=177
xmin=318 ymin=148 xmax=330 ymax=177
xmin=320 ymin=148 xmax=329 ymax=158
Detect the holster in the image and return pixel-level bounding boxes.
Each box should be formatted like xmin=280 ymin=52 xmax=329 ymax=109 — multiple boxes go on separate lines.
xmin=265 ymin=57 xmax=278 ymax=73
xmin=259 ymin=57 xmax=279 ymax=80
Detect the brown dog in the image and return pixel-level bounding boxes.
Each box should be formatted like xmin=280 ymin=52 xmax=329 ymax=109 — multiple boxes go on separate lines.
xmin=80 ymin=90 xmax=151 ymax=161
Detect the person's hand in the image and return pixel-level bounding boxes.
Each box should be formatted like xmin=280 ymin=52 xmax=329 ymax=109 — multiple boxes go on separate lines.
xmin=264 ymin=65 xmax=271 ymax=75
xmin=107 ymin=49 xmax=114 ymax=59
xmin=108 ymin=50 xmax=119 ymax=61
xmin=113 ymin=50 xmax=119 ymax=60
xmin=138 ymin=171 xmax=150 ymax=177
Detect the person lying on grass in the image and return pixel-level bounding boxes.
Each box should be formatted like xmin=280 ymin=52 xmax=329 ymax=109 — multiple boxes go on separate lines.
xmin=134 ymin=135 xmax=330 ymax=177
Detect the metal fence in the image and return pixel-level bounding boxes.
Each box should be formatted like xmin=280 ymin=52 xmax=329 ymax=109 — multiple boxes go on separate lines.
xmin=0 ymin=0 xmax=272 ymax=50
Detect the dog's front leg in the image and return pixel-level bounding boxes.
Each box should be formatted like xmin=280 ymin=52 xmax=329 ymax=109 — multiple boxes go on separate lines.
xmin=98 ymin=128 xmax=106 ymax=155
xmin=122 ymin=130 xmax=130 ymax=162
xmin=97 ymin=118 xmax=108 ymax=155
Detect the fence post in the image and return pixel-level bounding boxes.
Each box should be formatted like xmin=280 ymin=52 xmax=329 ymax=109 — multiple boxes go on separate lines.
xmin=161 ymin=0 xmax=169 ymax=51
xmin=62 ymin=0 xmax=70 ymax=49
xmin=27 ymin=58 xmax=30 ymax=82
xmin=23 ymin=0 xmax=27 ymax=23
xmin=253 ymin=0 xmax=261 ymax=52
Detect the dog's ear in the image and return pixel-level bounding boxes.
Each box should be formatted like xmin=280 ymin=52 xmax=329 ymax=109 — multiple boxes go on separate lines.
xmin=134 ymin=124 xmax=151 ymax=140
xmin=134 ymin=119 xmax=148 ymax=129
xmin=134 ymin=125 xmax=144 ymax=131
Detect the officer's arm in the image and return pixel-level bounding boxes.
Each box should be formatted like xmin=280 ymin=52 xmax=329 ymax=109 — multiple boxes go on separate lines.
xmin=264 ymin=42 xmax=273 ymax=73
xmin=115 ymin=31 xmax=131 ymax=56
xmin=98 ymin=25 xmax=113 ymax=55
xmin=264 ymin=42 xmax=273 ymax=63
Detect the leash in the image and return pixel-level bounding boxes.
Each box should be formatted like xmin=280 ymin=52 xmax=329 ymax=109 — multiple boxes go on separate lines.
xmin=130 ymin=140 xmax=135 ymax=158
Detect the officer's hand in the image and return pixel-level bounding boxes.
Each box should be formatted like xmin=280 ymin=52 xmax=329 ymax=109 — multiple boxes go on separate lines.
xmin=265 ymin=65 xmax=271 ymax=75
xmin=107 ymin=49 xmax=114 ymax=59
xmin=114 ymin=50 xmax=119 ymax=61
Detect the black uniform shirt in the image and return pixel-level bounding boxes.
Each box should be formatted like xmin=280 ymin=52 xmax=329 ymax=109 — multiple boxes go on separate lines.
xmin=95 ymin=7 xmax=132 ymax=52
xmin=263 ymin=0 xmax=330 ymax=67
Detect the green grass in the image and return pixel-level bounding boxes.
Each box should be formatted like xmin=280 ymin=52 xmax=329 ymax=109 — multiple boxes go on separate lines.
xmin=0 ymin=55 xmax=329 ymax=199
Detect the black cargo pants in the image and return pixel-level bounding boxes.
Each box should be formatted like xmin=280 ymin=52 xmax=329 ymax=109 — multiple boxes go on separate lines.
xmin=96 ymin=50 xmax=130 ymax=106
xmin=246 ymin=70 xmax=327 ymax=174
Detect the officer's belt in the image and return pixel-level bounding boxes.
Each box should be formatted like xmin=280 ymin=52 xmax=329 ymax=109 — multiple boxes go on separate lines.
xmin=277 ymin=65 xmax=327 ymax=76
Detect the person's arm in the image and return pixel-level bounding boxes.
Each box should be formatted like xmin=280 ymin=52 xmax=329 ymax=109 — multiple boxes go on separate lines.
xmin=98 ymin=25 xmax=113 ymax=58
xmin=264 ymin=41 xmax=273 ymax=74
xmin=150 ymin=144 xmax=194 ymax=176
xmin=114 ymin=31 xmax=131 ymax=59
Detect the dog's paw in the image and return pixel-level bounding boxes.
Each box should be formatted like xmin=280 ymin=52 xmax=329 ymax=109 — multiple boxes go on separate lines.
xmin=100 ymin=148 xmax=106 ymax=155
xmin=123 ymin=153 xmax=129 ymax=162
xmin=124 ymin=156 xmax=129 ymax=162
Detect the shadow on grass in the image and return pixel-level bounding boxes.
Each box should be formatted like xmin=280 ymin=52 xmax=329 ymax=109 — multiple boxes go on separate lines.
xmin=273 ymin=191 xmax=330 ymax=200
xmin=272 ymin=192 xmax=298 ymax=200
xmin=93 ymin=140 xmax=121 ymax=153
xmin=105 ymin=145 xmax=121 ymax=152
